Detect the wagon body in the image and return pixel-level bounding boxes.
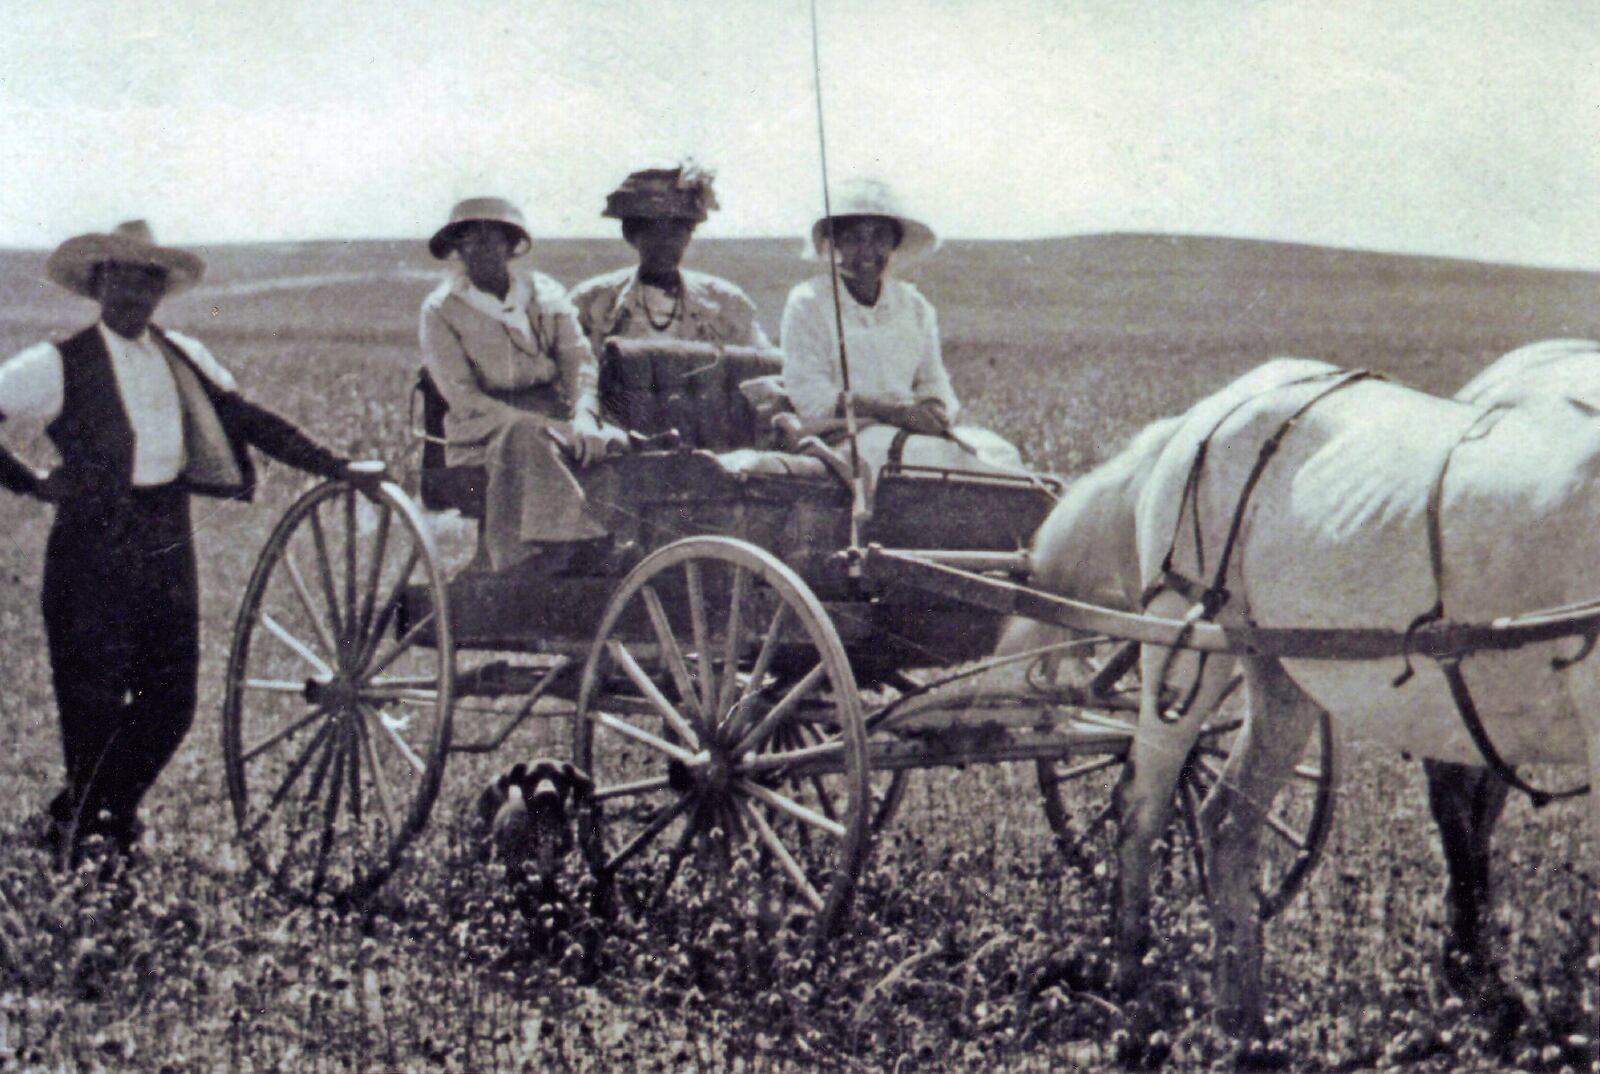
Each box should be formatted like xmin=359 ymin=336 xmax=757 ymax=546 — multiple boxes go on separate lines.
xmin=402 ymin=338 xmax=1057 ymax=681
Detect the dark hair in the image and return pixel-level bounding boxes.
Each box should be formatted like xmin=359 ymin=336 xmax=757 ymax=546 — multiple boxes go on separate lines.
xmin=823 ymin=215 xmax=903 ymax=249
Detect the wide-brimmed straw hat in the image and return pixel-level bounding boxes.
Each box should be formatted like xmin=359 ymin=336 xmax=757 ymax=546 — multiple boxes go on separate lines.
xmin=807 ymin=177 xmax=938 ymax=262
xmin=602 ymin=162 xmax=719 ymax=223
xmin=45 ymin=220 xmax=205 ymax=298
xmin=429 ymin=197 xmax=533 ymax=260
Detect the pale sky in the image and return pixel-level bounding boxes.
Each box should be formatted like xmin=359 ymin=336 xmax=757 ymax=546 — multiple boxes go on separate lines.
xmin=2 ymin=0 xmax=1597 ymax=267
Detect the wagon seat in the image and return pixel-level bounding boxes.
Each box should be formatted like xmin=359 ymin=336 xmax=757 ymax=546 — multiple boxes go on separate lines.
xmin=411 ymin=338 xmax=845 ymax=518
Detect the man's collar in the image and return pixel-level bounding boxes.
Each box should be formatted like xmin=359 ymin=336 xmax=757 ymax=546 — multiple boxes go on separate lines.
xmin=98 ymin=321 xmax=152 ymax=347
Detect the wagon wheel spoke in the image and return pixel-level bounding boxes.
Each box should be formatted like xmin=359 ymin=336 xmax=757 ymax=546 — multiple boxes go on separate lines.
xmin=244 ymin=678 xmax=314 ymax=695
xmin=306 ymin=504 xmax=346 ymax=647
xmin=730 ymin=601 xmax=792 ymax=722
xmin=353 ymin=547 xmax=422 ymax=673
xmin=241 ymin=704 xmax=330 ymax=764
xmin=592 ymin=709 xmax=702 ymax=766
xmin=737 ymin=779 xmax=847 ymax=839
xmin=1191 ymin=757 xmax=1309 ymax=852
xmin=261 ymin=614 xmax=335 ymax=681
xmin=244 ymin=717 xmax=336 ymax=839
xmin=733 ymin=663 xmax=828 ymax=755
xmin=354 ymin=712 xmax=399 ymax=836
xmin=361 ymin=702 xmax=428 ymax=775
xmin=342 ymin=488 xmax=358 ymax=658
xmin=263 ymin=727 xmax=341 ymax=888
xmin=361 ymin=608 xmax=436 ymax=684
xmin=716 ymin=566 xmax=752 ymax=725
xmin=355 ymin=500 xmax=392 ymax=645
xmin=607 ymin=639 xmax=701 ymax=750
xmin=603 ymin=796 xmax=691 ymax=875
xmin=683 ymin=560 xmax=718 ymax=721
xmin=647 ymin=804 xmax=704 ymax=911
xmin=282 ymin=553 xmax=339 ymax=658
xmin=308 ymin=736 xmax=348 ymax=895
xmin=640 ymin=585 xmax=708 ymax=740
xmin=344 ymin=720 xmax=363 ymax=825
xmin=1177 ymin=771 xmax=1209 ymax=896
xmin=736 ymin=798 xmax=825 ymax=912
xmin=591 ymin=774 xmax=673 ymax=802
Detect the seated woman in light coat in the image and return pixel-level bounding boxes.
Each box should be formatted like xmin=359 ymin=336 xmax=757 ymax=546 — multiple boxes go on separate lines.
xmin=779 ymin=178 xmax=1025 ymax=479
xmin=420 ymin=196 xmax=624 ymax=572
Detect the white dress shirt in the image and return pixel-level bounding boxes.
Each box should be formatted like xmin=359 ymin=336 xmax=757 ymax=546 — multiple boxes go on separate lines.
xmin=779 ymin=276 xmax=959 ymax=422
xmin=0 ymin=325 xmax=237 ymax=486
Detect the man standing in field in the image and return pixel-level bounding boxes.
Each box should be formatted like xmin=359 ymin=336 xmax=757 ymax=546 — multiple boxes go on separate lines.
xmin=0 ymin=221 xmax=374 ymax=864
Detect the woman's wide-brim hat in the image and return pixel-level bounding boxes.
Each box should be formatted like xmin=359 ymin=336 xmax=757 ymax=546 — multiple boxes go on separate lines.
xmin=46 ymin=220 xmax=205 ymax=298
xmin=603 ymin=162 xmax=719 ymax=223
xmin=430 ymin=196 xmax=533 ymax=260
xmin=807 ymin=177 xmax=938 ymax=262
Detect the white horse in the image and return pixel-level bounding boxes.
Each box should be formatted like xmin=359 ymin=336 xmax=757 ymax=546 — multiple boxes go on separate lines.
xmin=994 ymin=340 xmax=1600 ymax=1031
xmin=1116 ymin=362 xmax=1600 ymax=1038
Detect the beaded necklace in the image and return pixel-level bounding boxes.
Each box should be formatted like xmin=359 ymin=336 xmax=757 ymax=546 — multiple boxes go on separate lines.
xmin=637 ymin=276 xmax=683 ymax=330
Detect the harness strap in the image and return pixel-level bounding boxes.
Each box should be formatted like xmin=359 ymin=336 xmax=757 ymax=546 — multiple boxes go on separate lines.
xmin=1153 ymin=369 xmax=1376 ymax=722
xmin=1393 ymin=406 xmax=1509 ymax=685
xmin=1437 ymin=657 xmax=1588 ymax=807
xmin=1396 ymin=405 xmax=1589 ymax=805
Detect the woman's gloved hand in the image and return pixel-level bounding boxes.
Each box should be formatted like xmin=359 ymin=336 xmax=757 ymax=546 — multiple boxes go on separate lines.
xmin=569 ymin=411 xmax=629 ymax=467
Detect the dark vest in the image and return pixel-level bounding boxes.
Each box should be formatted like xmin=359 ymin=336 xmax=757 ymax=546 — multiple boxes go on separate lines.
xmin=49 ymin=326 xmax=257 ymax=503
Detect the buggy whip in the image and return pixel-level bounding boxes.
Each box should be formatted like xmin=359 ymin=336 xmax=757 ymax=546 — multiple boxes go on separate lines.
xmin=809 ymin=0 xmax=870 ymax=554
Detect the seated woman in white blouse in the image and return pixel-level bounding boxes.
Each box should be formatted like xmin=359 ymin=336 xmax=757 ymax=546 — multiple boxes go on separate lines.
xmin=779 ymin=178 xmax=1025 ymax=479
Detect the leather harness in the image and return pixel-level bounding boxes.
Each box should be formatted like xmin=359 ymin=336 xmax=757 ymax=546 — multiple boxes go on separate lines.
xmin=1149 ymin=371 xmax=1589 ymax=806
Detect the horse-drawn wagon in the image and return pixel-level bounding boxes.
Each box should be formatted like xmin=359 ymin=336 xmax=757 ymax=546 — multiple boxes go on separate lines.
xmin=218 ymin=337 xmax=1337 ymax=935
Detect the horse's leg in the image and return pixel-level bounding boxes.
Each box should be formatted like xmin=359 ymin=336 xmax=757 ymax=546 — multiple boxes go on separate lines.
xmin=1423 ymin=760 xmax=1510 ymax=997
xmin=1112 ymin=636 xmax=1209 ymax=993
xmin=1197 ymin=655 xmax=1319 ymax=1040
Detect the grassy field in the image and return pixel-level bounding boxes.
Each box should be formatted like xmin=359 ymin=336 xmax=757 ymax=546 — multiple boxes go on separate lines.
xmin=0 ymin=235 xmax=1595 ymax=1072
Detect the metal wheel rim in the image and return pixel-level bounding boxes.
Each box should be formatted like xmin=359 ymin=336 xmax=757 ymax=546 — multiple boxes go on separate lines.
xmin=573 ymin=536 xmax=870 ymax=939
xmin=222 ymin=479 xmax=454 ymax=902
xmin=1034 ymin=644 xmax=1336 ymax=920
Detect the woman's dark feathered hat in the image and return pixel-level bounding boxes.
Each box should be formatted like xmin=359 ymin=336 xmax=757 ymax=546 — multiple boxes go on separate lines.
xmin=603 ymin=161 xmax=719 ymax=223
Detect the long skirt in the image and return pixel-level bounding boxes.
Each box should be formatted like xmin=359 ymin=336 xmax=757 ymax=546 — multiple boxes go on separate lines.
xmin=480 ymin=413 xmax=608 ymax=571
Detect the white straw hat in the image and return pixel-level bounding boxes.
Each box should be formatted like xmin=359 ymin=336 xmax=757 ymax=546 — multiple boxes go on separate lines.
xmin=430 ymin=196 xmax=533 ymax=260
xmin=46 ymin=220 xmax=205 ymax=298
xmin=807 ymin=177 xmax=938 ymax=261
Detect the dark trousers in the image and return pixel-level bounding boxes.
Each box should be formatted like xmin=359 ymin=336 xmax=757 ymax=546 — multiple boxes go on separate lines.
xmin=41 ymin=485 xmax=198 ymax=844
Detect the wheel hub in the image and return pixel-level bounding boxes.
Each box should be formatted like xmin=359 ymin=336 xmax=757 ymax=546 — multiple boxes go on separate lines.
xmin=304 ymin=676 xmax=363 ymax=711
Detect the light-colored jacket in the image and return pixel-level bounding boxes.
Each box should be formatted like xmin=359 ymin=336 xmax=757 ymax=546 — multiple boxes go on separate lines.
xmin=420 ymin=269 xmax=599 ymax=459
xmin=569 ymin=266 xmax=771 ymax=357
xmin=779 ymin=275 xmax=957 ymax=422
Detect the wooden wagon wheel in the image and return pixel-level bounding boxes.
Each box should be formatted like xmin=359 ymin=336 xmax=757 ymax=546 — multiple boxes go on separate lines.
xmin=1034 ymin=640 xmax=1336 ymax=920
xmin=223 ymin=479 xmax=454 ymax=903
xmin=573 ymin=536 xmax=870 ymax=939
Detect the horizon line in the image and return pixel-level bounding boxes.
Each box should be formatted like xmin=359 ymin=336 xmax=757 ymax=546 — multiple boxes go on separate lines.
xmin=1 ymin=230 xmax=1596 ymax=275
